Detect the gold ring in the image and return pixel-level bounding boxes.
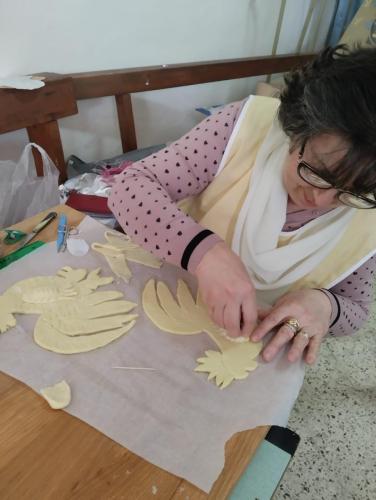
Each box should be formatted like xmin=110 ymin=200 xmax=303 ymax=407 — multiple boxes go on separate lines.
xmin=283 ymin=317 xmax=301 ymax=336
xmin=298 ymin=330 xmax=310 ymax=341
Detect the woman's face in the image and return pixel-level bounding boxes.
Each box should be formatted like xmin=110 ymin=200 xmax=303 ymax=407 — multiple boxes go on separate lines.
xmin=282 ymin=133 xmax=349 ymax=209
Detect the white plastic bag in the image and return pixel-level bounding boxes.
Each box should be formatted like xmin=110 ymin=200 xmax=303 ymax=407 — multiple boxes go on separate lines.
xmin=0 ymin=143 xmax=60 ymax=228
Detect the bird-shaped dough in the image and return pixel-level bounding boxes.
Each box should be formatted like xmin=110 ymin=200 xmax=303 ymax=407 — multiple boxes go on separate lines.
xmin=0 ymin=266 xmax=137 ymax=353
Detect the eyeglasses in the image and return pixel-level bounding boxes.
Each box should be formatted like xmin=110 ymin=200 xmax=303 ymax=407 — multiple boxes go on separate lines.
xmin=297 ymin=143 xmax=376 ymax=209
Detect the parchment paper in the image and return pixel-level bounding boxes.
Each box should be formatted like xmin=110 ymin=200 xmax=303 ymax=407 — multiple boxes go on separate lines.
xmin=0 ymin=217 xmax=305 ymax=492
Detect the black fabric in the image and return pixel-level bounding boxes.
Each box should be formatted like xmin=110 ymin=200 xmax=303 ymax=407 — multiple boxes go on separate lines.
xmin=181 ymin=229 xmax=214 ymax=270
xmin=265 ymin=425 xmax=300 ymax=456
xmin=324 ymin=288 xmax=342 ymax=327
xmin=65 ymin=144 xmax=165 ymax=179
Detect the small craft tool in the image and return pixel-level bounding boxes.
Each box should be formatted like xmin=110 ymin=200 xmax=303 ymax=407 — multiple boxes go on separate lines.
xmin=19 ymin=212 xmax=57 ymax=248
xmin=2 ymin=228 xmax=28 ymax=245
xmin=57 ymin=214 xmax=68 ymax=252
xmin=2 ymin=212 xmax=57 ymax=246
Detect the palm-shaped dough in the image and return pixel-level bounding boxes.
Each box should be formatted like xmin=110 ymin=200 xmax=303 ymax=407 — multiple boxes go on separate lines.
xmin=92 ymin=230 xmax=161 ymax=282
xmin=143 ymin=279 xmax=262 ymax=388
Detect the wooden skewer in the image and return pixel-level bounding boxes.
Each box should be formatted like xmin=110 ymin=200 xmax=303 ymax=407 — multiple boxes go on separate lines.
xmin=112 ymin=366 xmax=158 ymax=371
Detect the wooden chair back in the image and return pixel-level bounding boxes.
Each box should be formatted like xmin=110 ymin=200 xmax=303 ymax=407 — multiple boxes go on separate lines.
xmin=0 ymin=53 xmax=314 ymax=183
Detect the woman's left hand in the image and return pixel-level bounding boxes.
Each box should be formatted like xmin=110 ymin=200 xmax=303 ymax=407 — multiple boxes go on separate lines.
xmin=250 ymin=288 xmax=332 ymax=365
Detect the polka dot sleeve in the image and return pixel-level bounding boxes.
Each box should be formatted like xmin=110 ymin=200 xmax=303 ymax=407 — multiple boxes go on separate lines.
xmin=321 ymin=255 xmax=376 ymax=337
xmin=108 ymin=101 xmax=244 ymax=272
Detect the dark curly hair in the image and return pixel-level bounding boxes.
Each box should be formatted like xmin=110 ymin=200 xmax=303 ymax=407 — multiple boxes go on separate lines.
xmin=278 ymin=45 xmax=376 ymax=194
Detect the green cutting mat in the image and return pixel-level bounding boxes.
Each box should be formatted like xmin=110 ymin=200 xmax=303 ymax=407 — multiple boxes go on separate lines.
xmin=0 ymin=241 xmax=45 ymax=270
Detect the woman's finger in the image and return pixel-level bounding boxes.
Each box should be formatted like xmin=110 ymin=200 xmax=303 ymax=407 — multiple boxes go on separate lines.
xmin=287 ymin=330 xmax=310 ymax=363
xmin=305 ymin=333 xmax=322 ymax=365
xmin=257 ymin=307 xmax=272 ymax=321
xmin=212 ymin=304 xmax=226 ymax=330
xmin=241 ymin=296 xmax=258 ymax=337
xmin=223 ymin=303 xmax=242 ymax=338
xmin=251 ymin=305 xmax=291 ymax=341
xmin=261 ymin=323 xmax=296 ymax=362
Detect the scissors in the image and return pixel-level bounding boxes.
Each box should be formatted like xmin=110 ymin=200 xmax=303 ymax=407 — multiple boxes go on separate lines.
xmin=2 ymin=212 xmax=57 ymax=246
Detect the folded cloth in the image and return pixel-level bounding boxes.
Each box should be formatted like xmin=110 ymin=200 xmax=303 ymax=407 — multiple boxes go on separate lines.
xmin=65 ymin=192 xmax=112 ymax=215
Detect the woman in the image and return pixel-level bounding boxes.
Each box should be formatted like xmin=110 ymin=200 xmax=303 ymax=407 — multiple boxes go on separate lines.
xmin=109 ymin=45 xmax=376 ymax=366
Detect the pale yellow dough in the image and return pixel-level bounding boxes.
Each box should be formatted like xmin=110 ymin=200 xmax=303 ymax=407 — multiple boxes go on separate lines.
xmin=92 ymin=230 xmax=161 ymax=282
xmin=142 ymin=279 xmax=262 ymax=388
xmin=34 ymin=317 xmax=137 ymax=354
xmin=40 ymin=380 xmax=71 ymax=409
xmin=0 ymin=267 xmax=138 ymax=354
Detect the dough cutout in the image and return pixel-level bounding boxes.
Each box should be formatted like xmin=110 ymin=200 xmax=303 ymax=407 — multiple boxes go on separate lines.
xmin=35 ymin=317 xmax=137 ymax=354
xmin=142 ymin=279 xmax=262 ymax=388
xmin=0 ymin=267 xmax=137 ymax=353
xmin=40 ymin=380 xmax=71 ymax=409
xmin=92 ymin=230 xmax=161 ymax=282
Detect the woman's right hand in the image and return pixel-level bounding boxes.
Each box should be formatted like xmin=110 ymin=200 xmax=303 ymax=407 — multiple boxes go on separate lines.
xmin=194 ymin=241 xmax=258 ymax=338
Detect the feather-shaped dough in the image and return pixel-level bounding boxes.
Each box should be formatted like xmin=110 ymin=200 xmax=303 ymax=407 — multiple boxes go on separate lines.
xmin=92 ymin=231 xmax=161 ymax=283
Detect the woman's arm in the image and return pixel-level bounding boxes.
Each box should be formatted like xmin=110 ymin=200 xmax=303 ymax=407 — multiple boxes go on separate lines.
xmin=110 ymin=100 xmax=259 ymax=337
xmin=320 ymin=255 xmax=376 ymax=336
xmin=109 ymin=101 xmax=243 ymax=272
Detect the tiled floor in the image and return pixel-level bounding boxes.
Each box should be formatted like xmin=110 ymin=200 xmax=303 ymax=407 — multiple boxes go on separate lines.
xmin=274 ymin=303 xmax=376 ymax=500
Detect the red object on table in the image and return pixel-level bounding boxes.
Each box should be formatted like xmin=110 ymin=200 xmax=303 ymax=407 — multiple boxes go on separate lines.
xmin=65 ymin=192 xmax=112 ymax=214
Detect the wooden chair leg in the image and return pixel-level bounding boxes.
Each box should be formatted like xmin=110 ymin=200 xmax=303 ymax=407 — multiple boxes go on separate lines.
xmin=115 ymin=93 xmax=137 ymax=153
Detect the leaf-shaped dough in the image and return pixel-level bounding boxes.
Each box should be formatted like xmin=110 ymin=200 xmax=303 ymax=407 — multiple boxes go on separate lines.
xmin=43 ymin=310 xmax=138 ymax=336
xmin=143 ymin=280 xmax=202 ymax=334
xmin=34 ymin=317 xmax=136 ymax=353
xmin=80 ymin=291 xmax=124 ymax=305
xmin=41 ymin=292 xmax=137 ymax=335
xmin=176 ymin=280 xmax=197 ymax=314
xmin=156 ymin=282 xmax=183 ymax=317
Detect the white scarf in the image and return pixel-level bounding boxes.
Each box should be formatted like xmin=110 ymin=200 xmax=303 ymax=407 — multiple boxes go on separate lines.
xmin=227 ymin=97 xmax=355 ymax=303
